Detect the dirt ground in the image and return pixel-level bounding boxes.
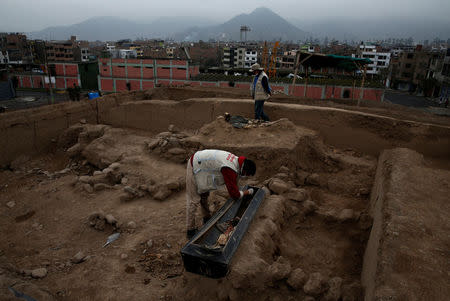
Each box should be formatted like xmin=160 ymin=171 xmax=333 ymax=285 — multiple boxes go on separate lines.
xmin=1 ymin=87 xmax=449 ymax=300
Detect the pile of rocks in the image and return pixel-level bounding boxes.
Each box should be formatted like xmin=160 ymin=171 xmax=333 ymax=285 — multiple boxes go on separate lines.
xmin=74 ymin=162 xmax=123 ymax=193
xmin=120 ymin=177 xmax=185 ymax=202
xmin=88 ymin=211 xmax=120 ymax=231
xmin=145 ymin=125 xmax=194 ymax=163
xmin=64 ymin=124 xmax=109 ymax=158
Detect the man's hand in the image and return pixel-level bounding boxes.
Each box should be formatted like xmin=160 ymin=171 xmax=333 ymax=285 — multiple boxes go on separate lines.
xmin=246 ymin=188 xmax=254 ymax=196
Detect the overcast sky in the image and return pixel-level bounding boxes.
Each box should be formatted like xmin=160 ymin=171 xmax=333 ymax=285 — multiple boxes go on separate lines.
xmin=1 ymin=0 xmax=450 ymax=32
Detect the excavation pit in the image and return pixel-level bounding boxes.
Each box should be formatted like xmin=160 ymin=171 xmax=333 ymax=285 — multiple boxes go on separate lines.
xmin=1 ymin=88 xmax=449 ymax=300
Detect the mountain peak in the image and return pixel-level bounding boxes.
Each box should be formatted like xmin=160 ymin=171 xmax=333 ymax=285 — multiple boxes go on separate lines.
xmin=251 ymin=7 xmax=276 ymax=15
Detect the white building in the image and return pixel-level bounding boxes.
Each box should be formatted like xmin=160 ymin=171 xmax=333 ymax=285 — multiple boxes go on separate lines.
xmin=81 ymin=47 xmax=90 ymax=62
xmin=244 ymin=49 xmax=258 ymax=68
xmin=356 ymin=44 xmax=391 ymax=76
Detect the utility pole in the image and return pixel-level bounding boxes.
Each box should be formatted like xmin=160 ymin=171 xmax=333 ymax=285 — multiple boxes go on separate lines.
xmin=43 ymin=41 xmax=54 ymax=104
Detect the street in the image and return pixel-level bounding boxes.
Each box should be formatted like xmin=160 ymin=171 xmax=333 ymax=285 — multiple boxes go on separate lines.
xmin=385 ymin=90 xmax=442 ymax=108
xmin=0 ymin=90 xmax=71 ymax=112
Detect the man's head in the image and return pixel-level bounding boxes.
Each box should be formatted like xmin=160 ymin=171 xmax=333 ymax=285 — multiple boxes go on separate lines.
xmin=241 ymin=159 xmax=256 ymax=177
xmin=249 ymin=63 xmax=263 ymax=75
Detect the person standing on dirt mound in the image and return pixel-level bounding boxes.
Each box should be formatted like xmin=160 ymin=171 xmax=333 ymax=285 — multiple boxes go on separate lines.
xmin=250 ymin=63 xmax=271 ymax=121
xmin=186 ymin=149 xmax=256 ymax=239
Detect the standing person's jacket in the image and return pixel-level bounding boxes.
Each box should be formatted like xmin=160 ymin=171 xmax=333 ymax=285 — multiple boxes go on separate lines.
xmin=251 ymin=71 xmax=271 ymax=101
xmin=190 ymin=150 xmax=245 ymax=200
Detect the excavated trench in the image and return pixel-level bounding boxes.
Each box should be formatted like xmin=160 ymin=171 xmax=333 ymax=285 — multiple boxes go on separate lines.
xmin=1 ymin=92 xmax=449 ymax=300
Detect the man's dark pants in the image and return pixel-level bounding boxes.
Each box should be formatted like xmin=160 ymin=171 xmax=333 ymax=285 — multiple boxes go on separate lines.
xmin=254 ymin=100 xmax=269 ymax=121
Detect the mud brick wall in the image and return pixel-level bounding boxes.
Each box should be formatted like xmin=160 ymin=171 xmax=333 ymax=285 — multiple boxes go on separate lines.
xmin=0 ymin=102 xmax=97 ymax=167
xmin=2 ymin=96 xmax=450 ymax=167
xmin=99 ymin=98 xmax=450 ymax=159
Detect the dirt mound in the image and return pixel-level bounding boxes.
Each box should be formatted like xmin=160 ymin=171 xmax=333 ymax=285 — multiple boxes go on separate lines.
xmin=1 ymin=116 xmax=377 ymax=300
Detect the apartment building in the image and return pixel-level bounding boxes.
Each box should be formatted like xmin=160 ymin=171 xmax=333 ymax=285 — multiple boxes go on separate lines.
xmin=46 ymin=36 xmax=77 ymax=62
xmin=355 ymin=43 xmax=391 ymax=76
xmin=390 ymin=45 xmax=432 ymax=91
xmin=0 ymin=33 xmax=32 ymax=63
xmin=244 ymin=49 xmax=258 ymax=68
xmin=222 ymin=46 xmax=257 ymax=69
xmin=222 ymin=47 xmax=234 ymax=68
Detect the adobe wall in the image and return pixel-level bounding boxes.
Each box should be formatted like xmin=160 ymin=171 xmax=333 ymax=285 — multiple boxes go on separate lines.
xmin=2 ymin=96 xmax=449 ymax=167
xmin=0 ymin=101 xmax=97 ymax=167
xmin=99 ymin=98 xmax=450 ymax=158
xmin=362 ymin=148 xmax=450 ymax=300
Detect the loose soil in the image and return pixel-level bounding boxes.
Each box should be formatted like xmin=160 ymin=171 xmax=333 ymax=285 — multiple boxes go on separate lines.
xmin=1 ymin=87 xmax=449 ymax=300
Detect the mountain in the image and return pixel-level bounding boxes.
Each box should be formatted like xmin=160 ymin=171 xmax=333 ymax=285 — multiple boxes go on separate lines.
xmin=28 ymin=16 xmax=217 ymax=41
xmin=289 ymin=17 xmax=450 ymax=42
xmin=174 ymin=7 xmax=308 ymax=42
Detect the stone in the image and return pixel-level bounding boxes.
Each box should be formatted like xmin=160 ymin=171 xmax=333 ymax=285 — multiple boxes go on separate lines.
xmin=146 ymin=239 xmax=154 ymax=248
xmin=89 ymin=211 xmax=106 ymax=231
xmin=302 ymin=200 xmax=317 ymax=215
xmin=105 ymin=214 xmax=117 ymax=225
xmin=71 ymin=251 xmax=86 ymax=264
xmin=168 ymin=124 xmax=175 ymax=132
xmin=127 ymin=221 xmax=137 ymax=229
xmin=146 ymin=140 xmax=159 ymax=150
xmin=274 ymin=173 xmax=289 ymax=180
xmin=338 ymin=209 xmax=354 ymax=222
xmin=57 ymin=168 xmax=71 ymax=175
xmin=83 ymin=184 xmax=94 ymax=193
xmin=139 ymin=184 xmax=148 ymax=191
xmin=93 ymin=171 xmax=103 ymax=176
xmin=94 ymin=183 xmax=111 ymax=191
xmin=287 ymin=268 xmax=307 ymax=290
xmin=286 ymin=188 xmax=309 ymax=202
xmin=120 ymin=253 xmax=128 ymax=260
xmin=324 ymin=277 xmax=343 ymax=301
xmin=121 ymin=177 xmax=129 ymax=185
xmin=21 ymin=269 xmax=33 ymax=276
xmin=80 ymin=119 xmax=87 ymax=124
xmin=79 ymin=176 xmax=92 ymax=184
xmin=279 ymin=166 xmax=290 ymax=173
xmin=119 ymin=193 xmax=134 ymax=202
xmin=67 ymin=143 xmax=83 ymax=157
xmin=156 ymin=132 xmax=171 ymax=138
xmin=168 ymin=148 xmax=186 ymax=155
xmin=153 ymin=187 xmax=172 ymax=201
xmin=303 ymin=272 xmax=326 ymax=296
xmin=31 ymin=268 xmax=47 ymax=278
xmin=124 ymin=186 xmax=138 ymax=196
xmin=166 ymin=181 xmax=180 ymax=191
xmin=109 ymin=162 xmax=121 ymax=170
xmin=6 ymin=201 xmax=15 ymax=208
xmin=306 ymin=173 xmax=323 ymax=186
xmin=269 ymin=257 xmax=292 ymax=281
xmin=268 ymin=178 xmax=290 ymax=194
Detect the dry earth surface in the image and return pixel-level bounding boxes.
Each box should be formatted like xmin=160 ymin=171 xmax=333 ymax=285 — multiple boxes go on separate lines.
xmin=1 ymin=87 xmax=449 ymax=300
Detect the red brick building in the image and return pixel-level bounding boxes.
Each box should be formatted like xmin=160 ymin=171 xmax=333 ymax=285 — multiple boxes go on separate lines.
xmin=98 ymin=58 xmax=200 ymax=92
xmin=14 ymin=62 xmax=80 ymax=89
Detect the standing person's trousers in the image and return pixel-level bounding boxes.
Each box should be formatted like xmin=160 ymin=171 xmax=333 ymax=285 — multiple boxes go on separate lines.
xmin=255 ymin=100 xmax=269 ymax=121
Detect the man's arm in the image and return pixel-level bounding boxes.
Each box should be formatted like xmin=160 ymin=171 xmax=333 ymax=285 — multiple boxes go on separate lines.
xmin=221 ymin=167 xmax=253 ymax=200
xmin=261 ymin=76 xmax=271 ymax=95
